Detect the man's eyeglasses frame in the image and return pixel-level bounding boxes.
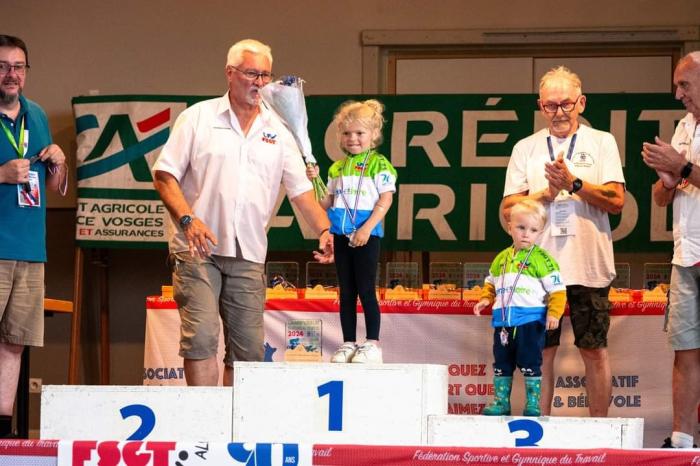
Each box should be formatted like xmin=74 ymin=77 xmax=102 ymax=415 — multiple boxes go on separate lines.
xmin=229 ymin=66 xmax=273 ymax=83
xmin=0 ymin=62 xmax=29 ymax=76
xmin=539 ymin=96 xmax=582 ymax=114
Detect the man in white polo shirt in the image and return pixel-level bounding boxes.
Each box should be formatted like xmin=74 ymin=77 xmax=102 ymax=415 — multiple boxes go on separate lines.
xmin=642 ymin=51 xmax=700 ymax=449
xmin=153 ymin=39 xmax=332 ymax=386
xmin=502 ymin=66 xmax=625 ymax=418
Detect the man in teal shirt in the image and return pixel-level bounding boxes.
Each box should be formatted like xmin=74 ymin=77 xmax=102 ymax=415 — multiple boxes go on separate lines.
xmin=0 ymin=34 xmax=67 ymax=438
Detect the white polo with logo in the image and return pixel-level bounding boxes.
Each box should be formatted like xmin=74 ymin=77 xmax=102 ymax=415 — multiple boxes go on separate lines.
xmin=504 ymin=124 xmax=625 ymax=288
xmin=153 ymin=93 xmax=312 ymax=263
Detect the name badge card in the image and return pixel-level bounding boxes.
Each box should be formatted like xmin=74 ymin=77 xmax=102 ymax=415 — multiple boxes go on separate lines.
xmin=551 ymin=198 xmax=575 ymax=236
xmin=17 ymin=170 xmax=40 ymax=207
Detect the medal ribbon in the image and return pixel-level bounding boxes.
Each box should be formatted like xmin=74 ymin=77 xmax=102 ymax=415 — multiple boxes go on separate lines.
xmin=547 ymin=132 xmax=577 ymax=162
xmin=498 ymin=245 xmax=535 ymax=328
xmin=0 ymin=115 xmax=26 ymax=158
xmin=338 ymin=150 xmax=371 ymax=231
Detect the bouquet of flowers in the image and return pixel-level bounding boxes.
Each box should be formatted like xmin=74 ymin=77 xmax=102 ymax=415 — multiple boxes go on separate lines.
xmin=260 ymin=76 xmax=328 ymax=201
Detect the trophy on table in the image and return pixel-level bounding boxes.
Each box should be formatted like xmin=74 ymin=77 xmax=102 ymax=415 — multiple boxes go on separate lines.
xmin=260 ymin=76 xmax=328 ymax=201
xmin=427 ymin=262 xmax=462 ymax=300
xmin=384 ymin=262 xmax=422 ymax=300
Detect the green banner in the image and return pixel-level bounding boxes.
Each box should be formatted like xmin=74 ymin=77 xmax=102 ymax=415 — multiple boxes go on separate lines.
xmin=73 ymin=93 xmax=684 ymax=252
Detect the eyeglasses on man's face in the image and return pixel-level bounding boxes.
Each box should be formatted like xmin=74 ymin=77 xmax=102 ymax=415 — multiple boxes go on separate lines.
xmin=540 ymin=96 xmax=581 ymax=114
xmin=540 ymin=96 xmax=582 ymax=114
xmin=230 ymin=66 xmax=274 ymax=83
xmin=0 ymin=62 xmax=29 ymax=76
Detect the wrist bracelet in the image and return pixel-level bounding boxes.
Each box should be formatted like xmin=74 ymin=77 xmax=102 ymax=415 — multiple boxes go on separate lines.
xmin=319 ymin=228 xmax=329 ymax=237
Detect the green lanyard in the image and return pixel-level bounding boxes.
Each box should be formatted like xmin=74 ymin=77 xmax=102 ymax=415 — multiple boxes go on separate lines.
xmin=0 ymin=115 xmax=26 ymax=158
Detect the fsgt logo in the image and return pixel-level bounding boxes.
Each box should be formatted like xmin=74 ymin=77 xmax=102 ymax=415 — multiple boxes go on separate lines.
xmin=262 ymin=131 xmax=277 ymax=144
xmin=71 ymin=441 xmax=176 ymax=466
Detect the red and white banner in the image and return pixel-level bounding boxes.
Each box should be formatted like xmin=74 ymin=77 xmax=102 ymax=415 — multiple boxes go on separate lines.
xmin=0 ymin=439 xmax=58 ymax=466
xmin=311 ymin=444 xmax=700 ymax=466
xmin=2 ymin=440 xmax=699 ymax=466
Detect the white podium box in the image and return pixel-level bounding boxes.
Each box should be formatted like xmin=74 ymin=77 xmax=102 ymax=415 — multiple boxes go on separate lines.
xmin=427 ymin=414 xmax=644 ymax=448
xmin=41 ymin=385 xmax=232 ymax=441
xmin=233 ymin=362 xmax=448 ymax=445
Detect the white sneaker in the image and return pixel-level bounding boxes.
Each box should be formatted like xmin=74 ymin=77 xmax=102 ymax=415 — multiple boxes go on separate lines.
xmin=351 ymin=341 xmax=383 ymax=363
xmin=330 ymin=342 xmax=357 ymax=363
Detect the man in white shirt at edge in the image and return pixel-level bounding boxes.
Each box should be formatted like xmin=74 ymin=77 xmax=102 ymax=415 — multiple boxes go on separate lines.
xmin=153 ymin=39 xmax=332 ymax=387
xmin=502 ymin=66 xmax=625 ymax=418
xmin=642 ymin=51 xmax=700 ymax=449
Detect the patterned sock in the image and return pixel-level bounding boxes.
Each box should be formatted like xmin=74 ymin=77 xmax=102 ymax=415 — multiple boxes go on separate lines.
xmin=0 ymin=415 xmax=12 ymax=437
xmin=671 ymin=431 xmax=694 ymax=448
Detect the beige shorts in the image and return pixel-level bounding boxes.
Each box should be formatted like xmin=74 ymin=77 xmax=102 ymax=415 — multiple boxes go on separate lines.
xmin=0 ymin=260 xmax=45 ymax=347
xmin=666 ymin=264 xmax=700 ymax=351
xmin=171 ymin=252 xmax=266 ymax=365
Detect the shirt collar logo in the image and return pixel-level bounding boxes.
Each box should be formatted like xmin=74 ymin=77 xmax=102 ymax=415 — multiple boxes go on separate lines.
xmin=262 ymin=131 xmax=277 ymax=144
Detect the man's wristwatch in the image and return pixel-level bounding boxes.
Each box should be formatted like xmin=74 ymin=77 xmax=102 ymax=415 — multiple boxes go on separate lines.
xmin=569 ymin=178 xmax=583 ymax=195
xmin=179 ymin=214 xmax=194 ymax=229
xmin=680 ymin=161 xmax=694 ymax=179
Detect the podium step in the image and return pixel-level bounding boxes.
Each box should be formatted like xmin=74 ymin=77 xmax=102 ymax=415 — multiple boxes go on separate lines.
xmin=41 ymin=385 xmax=232 ymax=441
xmin=233 ymin=362 xmax=447 ymax=445
xmin=428 ymin=414 xmax=644 ymax=448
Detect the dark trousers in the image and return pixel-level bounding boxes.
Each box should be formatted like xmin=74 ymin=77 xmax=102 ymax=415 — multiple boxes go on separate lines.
xmin=492 ymin=320 xmax=545 ymax=377
xmin=334 ymin=234 xmax=381 ymax=341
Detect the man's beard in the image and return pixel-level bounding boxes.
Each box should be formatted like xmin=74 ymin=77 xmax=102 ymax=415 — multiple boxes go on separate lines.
xmin=245 ymin=90 xmax=261 ymax=106
xmin=0 ymin=84 xmax=21 ymax=106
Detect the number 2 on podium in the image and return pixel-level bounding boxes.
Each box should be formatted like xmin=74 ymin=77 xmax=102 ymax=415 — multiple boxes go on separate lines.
xmin=317 ymin=380 xmax=343 ymax=431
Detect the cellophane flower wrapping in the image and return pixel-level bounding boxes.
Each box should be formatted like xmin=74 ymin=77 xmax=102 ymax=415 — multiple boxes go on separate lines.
xmin=260 ymin=76 xmax=328 ymax=201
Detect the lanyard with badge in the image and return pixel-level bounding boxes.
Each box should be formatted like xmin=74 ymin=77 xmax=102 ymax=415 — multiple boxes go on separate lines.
xmin=498 ymin=245 xmax=535 ymax=346
xmin=338 ymin=150 xmax=371 ymax=247
xmin=547 ymin=133 xmax=577 ymax=236
xmin=0 ymin=115 xmax=39 ymax=207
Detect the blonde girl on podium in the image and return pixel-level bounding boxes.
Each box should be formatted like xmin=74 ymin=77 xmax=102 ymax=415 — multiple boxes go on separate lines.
xmin=310 ymin=100 xmax=397 ymax=364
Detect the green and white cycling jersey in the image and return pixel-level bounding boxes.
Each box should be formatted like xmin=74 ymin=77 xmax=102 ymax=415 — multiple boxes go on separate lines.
xmin=485 ymin=245 xmax=566 ymax=328
xmin=326 ymin=149 xmax=397 ymax=236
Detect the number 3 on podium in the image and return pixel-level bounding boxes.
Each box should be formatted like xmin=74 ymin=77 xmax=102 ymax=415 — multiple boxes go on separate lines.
xmin=317 ymin=381 xmax=343 ymax=431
